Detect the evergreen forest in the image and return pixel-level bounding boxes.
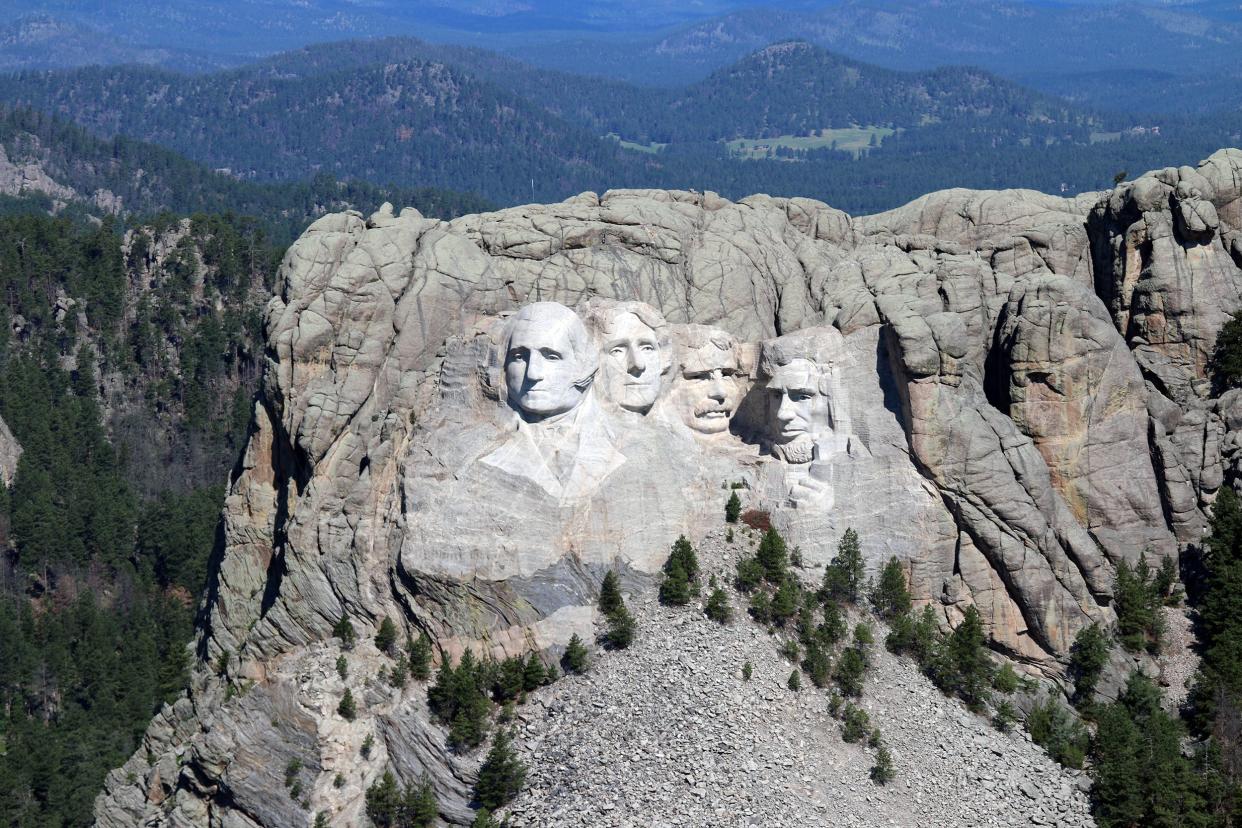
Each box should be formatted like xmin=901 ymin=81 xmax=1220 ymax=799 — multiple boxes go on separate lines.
xmin=0 ymin=210 xmax=280 ymax=825
xmin=2 ymin=38 xmax=1240 ymax=214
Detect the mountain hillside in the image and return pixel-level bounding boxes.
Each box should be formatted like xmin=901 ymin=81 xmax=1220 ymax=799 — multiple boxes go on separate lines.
xmin=0 ymin=107 xmax=492 ymax=242
xmin=511 ymin=0 xmax=1242 ymax=98
xmin=3 ymin=37 xmax=1240 ymax=214
xmin=0 ymin=59 xmax=638 ymax=205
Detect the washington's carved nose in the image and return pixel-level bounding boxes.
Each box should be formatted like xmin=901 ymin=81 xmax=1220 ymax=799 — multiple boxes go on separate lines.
xmin=526 ymin=354 xmax=546 ymax=382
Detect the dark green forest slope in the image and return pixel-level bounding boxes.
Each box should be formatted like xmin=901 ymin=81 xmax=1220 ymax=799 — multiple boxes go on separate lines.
xmin=0 ymin=211 xmax=279 ymax=825
xmin=3 ymin=39 xmax=1240 ymax=213
xmin=0 ymin=107 xmax=493 ymax=244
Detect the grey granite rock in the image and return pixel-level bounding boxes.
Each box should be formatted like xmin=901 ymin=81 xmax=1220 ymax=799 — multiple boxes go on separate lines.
xmin=97 ymin=149 xmax=1242 ymax=827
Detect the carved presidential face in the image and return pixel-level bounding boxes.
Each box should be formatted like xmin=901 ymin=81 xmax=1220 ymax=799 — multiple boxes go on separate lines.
xmin=766 ymin=358 xmax=829 ymax=463
xmin=673 ymin=339 xmax=742 ymax=434
xmin=503 ymin=304 xmax=593 ymax=420
xmin=599 ymin=311 xmax=663 ymax=413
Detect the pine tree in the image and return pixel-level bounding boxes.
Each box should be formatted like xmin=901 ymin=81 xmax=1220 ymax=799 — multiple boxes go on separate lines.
xmin=705 ymin=587 xmax=733 ymax=624
xmin=522 ymin=652 xmax=547 ymax=691
xmin=473 ymin=729 xmax=527 ymax=811
xmin=818 ymin=600 xmax=847 ymax=646
xmin=338 ymin=687 xmax=358 ymax=720
xmin=1115 ymin=555 xmax=1162 ymax=653
xmin=598 ymin=570 xmax=624 ymax=617
xmin=934 ymin=605 xmax=992 ymax=709
xmin=770 ymin=578 xmax=801 ymax=626
xmin=408 ymin=630 xmax=433 ymax=681
xmin=1027 ymin=690 xmax=1087 ymax=769
xmin=375 ymin=617 xmax=399 ymax=655
xmin=336 ymin=654 xmax=348 ymax=680
xmin=834 ymin=646 xmax=867 ymax=697
xmin=666 ymin=535 xmax=700 ymax=582
xmin=471 ymin=809 xmax=503 ymax=828
xmin=334 ymin=616 xmax=357 ymax=649
xmin=887 ymin=604 xmax=939 ymax=663
xmin=742 ymin=661 xmax=753 ymax=681
xmin=870 ymin=745 xmax=895 ymax=784
xmin=726 ymin=490 xmax=742 ymax=523
xmin=801 ymin=641 xmax=831 ymax=688
xmin=659 ymin=558 xmax=692 ymax=606
xmin=842 ymin=704 xmax=871 ymax=743
xmin=748 ymin=590 xmax=772 ymax=624
xmin=871 ymin=556 xmax=911 ymax=618
xmin=562 ymin=634 xmax=589 ymax=674
xmin=735 ymin=555 xmax=764 ymax=592
xmin=1093 ymin=672 xmax=1208 ymax=826
xmin=787 ymin=669 xmax=802 ymax=691
xmin=604 ymin=607 xmax=636 ymax=650
xmin=822 ymin=528 xmax=864 ymax=603
xmin=365 ymin=770 xmax=401 ymax=827
xmin=993 ymin=700 xmax=1017 ymax=732
xmin=402 ymin=773 xmax=439 ymax=827
xmin=756 ymin=528 xmax=789 ymax=583
xmin=992 ymin=663 xmax=1019 ymax=695
xmin=1069 ymin=622 xmax=1109 ymax=705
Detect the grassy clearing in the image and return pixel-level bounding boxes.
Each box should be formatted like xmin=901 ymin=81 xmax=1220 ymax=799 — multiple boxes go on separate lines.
xmin=726 ymin=126 xmax=896 ymax=159
xmin=607 ymin=133 xmax=668 ymax=154
xmin=1089 ymin=131 xmax=1122 ymax=143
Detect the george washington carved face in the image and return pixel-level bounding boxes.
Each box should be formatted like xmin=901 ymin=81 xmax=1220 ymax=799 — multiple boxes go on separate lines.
xmin=502 ymin=303 xmax=597 ymax=421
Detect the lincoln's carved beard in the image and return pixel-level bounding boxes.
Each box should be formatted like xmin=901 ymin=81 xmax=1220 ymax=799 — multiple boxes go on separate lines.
xmin=773 ymin=434 xmax=815 ymax=464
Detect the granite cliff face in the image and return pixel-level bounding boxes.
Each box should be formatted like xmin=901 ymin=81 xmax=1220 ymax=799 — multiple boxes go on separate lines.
xmin=97 ymin=149 xmax=1242 ymax=827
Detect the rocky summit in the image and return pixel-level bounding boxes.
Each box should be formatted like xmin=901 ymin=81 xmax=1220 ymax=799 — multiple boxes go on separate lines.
xmin=96 ymin=149 xmax=1242 ymax=827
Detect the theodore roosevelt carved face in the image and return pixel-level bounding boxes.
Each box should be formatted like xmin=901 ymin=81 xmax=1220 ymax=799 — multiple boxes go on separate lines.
xmin=671 ymin=325 xmax=743 ymax=435
xmin=502 ymin=302 xmax=597 ymax=421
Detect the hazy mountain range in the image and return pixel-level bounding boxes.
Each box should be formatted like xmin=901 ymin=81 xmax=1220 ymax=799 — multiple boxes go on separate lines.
xmin=8 ymin=36 xmax=1239 ymax=213
xmin=4 ymin=1 xmax=1242 ymax=114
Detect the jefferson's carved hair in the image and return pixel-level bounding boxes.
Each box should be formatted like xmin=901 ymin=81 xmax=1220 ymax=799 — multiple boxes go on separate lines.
xmin=579 ymin=297 xmax=674 ymax=375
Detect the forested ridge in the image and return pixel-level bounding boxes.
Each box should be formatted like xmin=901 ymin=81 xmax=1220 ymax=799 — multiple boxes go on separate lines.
xmin=3 ymin=38 xmax=1240 ymax=213
xmin=0 ymin=107 xmax=493 ymax=244
xmin=0 ymin=210 xmax=279 ymax=825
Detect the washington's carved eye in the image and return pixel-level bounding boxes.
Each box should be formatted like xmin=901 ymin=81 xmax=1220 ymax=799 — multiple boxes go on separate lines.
xmin=507 ymin=347 xmax=528 ymax=363
xmin=540 ymin=348 xmax=562 ymax=361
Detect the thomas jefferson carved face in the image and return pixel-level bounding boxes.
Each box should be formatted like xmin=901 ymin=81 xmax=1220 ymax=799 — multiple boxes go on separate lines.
xmin=672 ymin=327 xmax=742 ymax=434
xmin=766 ymin=358 xmax=830 ymax=463
xmin=600 ymin=311 xmax=663 ymax=413
xmin=503 ymin=303 xmax=596 ymax=421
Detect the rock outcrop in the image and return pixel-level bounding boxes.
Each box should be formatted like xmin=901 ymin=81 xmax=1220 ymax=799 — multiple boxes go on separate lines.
xmin=0 ymin=414 xmax=21 ymax=486
xmin=96 ymin=149 xmax=1242 ymax=827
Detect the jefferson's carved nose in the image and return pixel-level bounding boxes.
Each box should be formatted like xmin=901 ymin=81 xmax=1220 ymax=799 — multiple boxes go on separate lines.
xmin=626 ymin=347 xmax=644 ymax=375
